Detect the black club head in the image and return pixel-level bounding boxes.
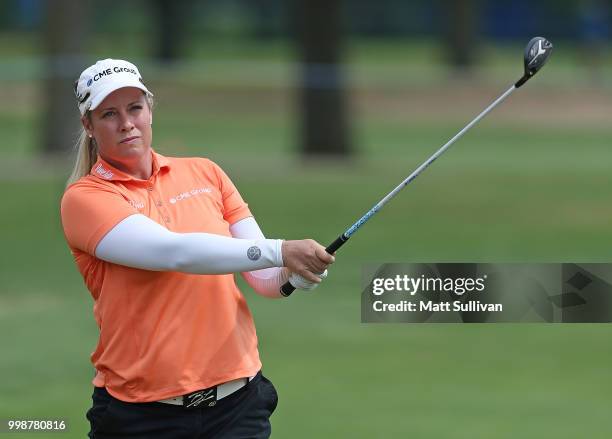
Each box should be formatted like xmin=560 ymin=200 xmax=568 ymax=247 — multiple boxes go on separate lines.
xmin=515 ymin=37 xmax=553 ymax=88
xmin=525 ymin=37 xmax=553 ymax=75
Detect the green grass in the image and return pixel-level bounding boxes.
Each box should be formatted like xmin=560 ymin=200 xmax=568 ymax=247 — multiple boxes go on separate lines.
xmin=0 ymin=110 xmax=38 ymax=159
xmin=1 ymin=37 xmax=612 ymax=438
xmin=2 ymin=132 xmax=612 ymax=437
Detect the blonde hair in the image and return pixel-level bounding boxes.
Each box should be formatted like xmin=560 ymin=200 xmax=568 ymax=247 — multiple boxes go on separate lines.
xmin=65 ymin=94 xmax=154 ymax=188
xmin=66 ymin=114 xmax=96 ymax=188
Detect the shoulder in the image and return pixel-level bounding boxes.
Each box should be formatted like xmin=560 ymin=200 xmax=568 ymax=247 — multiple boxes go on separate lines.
xmin=63 ymin=176 xmax=120 ymax=198
xmin=62 ymin=175 xmax=118 ymax=198
xmin=61 ymin=176 xmax=124 ymax=211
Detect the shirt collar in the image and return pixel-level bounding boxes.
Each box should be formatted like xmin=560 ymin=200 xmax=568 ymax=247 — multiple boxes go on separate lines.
xmin=90 ymin=149 xmax=171 ymax=182
xmin=152 ymin=151 xmax=171 ymax=174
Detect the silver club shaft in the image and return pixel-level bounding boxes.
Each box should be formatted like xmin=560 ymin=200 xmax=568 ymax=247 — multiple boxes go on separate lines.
xmin=344 ymin=84 xmax=517 ymax=239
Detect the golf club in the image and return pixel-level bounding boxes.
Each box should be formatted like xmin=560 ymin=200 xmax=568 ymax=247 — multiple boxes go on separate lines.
xmin=281 ymin=36 xmax=554 ymax=296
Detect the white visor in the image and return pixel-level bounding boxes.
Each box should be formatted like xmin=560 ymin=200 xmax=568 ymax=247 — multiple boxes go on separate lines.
xmin=74 ymin=58 xmax=153 ymax=116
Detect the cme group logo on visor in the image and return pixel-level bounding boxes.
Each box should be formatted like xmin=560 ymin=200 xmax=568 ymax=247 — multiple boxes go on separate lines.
xmin=88 ymin=65 xmax=140 ymax=86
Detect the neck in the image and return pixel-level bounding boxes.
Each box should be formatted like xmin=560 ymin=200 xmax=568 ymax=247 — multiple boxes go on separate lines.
xmin=101 ymin=149 xmax=153 ymax=180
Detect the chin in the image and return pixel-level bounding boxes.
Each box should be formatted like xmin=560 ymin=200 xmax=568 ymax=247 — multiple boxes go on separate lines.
xmin=119 ymin=142 xmax=148 ymax=151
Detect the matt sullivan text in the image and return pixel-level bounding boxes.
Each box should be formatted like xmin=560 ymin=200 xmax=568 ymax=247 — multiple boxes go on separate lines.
xmin=373 ymin=300 xmax=503 ymax=312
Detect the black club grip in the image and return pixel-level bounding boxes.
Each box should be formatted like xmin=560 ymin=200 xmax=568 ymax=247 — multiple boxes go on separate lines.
xmin=279 ymin=234 xmax=349 ymax=297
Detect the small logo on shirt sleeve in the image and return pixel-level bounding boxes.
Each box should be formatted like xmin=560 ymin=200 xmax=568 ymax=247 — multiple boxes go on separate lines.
xmin=128 ymin=200 xmax=145 ymax=209
xmin=247 ymin=246 xmax=262 ymax=261
xmin=94 ymin=163 xmax=114 ymax=180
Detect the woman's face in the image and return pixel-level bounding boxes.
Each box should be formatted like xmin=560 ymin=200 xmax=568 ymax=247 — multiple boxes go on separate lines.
xmin=83 ymin=87 xmax=152 ymax=167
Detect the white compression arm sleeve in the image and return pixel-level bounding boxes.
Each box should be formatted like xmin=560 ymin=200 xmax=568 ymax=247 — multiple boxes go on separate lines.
xmin=229 ymin=217 xmax=289 ymax=299
xmin=95 ymin=214 xmax=284 ymax=274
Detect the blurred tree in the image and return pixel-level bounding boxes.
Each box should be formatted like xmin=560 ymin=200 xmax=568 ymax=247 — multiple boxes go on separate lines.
xmin=42 ymin=0 xmax=91 ymax=154
xmin=153 ymin=0 xmax=194 ymax=63
xmin=16 ymin=0 xmax=44 ymax=30
xmin=443 ymin=0 xmax=479 ymax=71
xmin=248 ymin=0 xmax=285 ymax=39
xmin=578 ymin=0 xmax=610 ymax=83
xmin=294 ymin=0 xmax=351 ymax=157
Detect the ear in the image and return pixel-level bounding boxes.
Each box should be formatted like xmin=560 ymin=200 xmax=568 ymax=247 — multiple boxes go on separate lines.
xmin=81 ymin=115 xmax=93 ymax=137
xmin=149 ymin=112 xmax=153 ymax=126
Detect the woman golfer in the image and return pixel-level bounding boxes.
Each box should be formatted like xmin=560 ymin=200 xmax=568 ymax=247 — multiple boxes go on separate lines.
xmin=60 ymin=59 xmax=334 ymax=439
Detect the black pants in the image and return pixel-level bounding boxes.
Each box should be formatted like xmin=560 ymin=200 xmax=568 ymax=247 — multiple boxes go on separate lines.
xmin=86 ymin=372 xmax=278 ymax=439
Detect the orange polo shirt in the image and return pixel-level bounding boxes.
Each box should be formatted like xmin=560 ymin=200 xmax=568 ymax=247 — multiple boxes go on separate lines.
xmin=60 ymin=150 xmax=261 ymax=402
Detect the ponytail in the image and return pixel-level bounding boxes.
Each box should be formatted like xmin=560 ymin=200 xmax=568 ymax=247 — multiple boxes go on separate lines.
xmin=66 ymin=117 xmax=97 ymax=188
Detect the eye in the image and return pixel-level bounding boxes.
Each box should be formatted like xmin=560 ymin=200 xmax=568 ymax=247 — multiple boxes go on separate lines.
xmin=130 ymin=105 xmax=143 ymax=111
xmin=102 ymin=110 xmax=115 ymax=118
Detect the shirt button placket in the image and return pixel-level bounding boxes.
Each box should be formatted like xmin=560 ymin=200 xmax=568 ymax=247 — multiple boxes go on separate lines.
xmin=147 ymin=184 xmax=169 ymax=223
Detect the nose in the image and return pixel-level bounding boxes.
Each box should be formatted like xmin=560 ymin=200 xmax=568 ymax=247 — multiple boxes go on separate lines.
xmin=119 ymin=112 xmax=135 ymax=132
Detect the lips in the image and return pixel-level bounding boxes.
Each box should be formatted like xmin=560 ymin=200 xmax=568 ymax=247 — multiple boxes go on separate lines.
xmin=120 ymin=136 xmax=140 ymax=144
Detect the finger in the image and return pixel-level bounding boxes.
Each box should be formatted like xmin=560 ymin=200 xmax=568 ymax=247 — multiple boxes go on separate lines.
xmin=307 ymin=261 xmax=327 ymax=274
xmin=289 ymin=273 xmax=319 ymax=291
xmin=315 ymin=247 xmax=335 ymax=264
xmin=300 ymin=270 xmax=322 ymax=284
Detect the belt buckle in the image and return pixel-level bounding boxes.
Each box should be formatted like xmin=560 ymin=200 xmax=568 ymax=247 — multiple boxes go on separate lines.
xmin=183 ymin=386 xmax=217 ymax=409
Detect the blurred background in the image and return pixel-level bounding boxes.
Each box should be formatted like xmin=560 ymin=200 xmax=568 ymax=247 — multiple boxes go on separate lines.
xmin=1 ymin=0 xmax=612 ymax=437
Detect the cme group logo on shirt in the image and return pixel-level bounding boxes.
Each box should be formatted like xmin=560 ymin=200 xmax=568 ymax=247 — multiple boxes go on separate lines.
xmin=169 ymin=187 xmax=212 ymax=204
